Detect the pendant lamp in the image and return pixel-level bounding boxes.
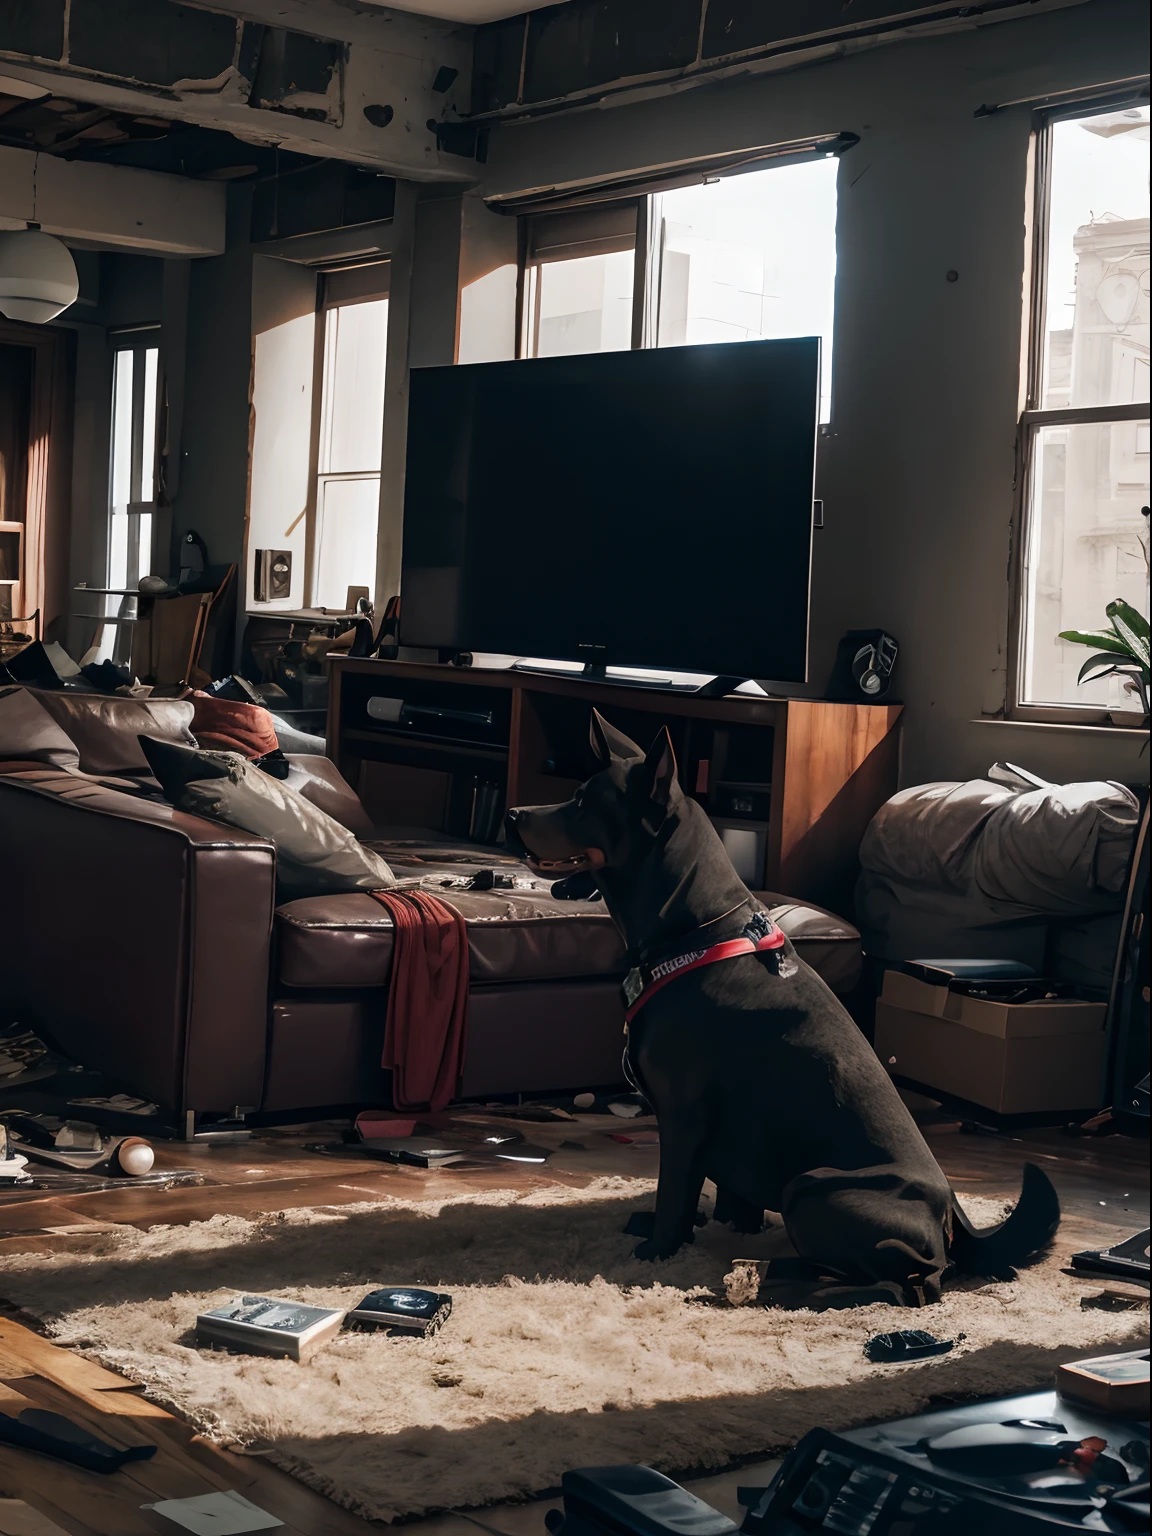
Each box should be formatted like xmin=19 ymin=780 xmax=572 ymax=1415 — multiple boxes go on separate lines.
xmin=0 ymin=222 xmax=79 ymax=324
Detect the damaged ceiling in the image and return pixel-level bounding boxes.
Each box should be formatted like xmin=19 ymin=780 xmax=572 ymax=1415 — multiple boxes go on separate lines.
xmin=0 ymin=0 xmax=475 ymax=180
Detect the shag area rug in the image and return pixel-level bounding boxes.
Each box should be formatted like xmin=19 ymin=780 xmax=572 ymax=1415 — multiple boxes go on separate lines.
xmin=0 ymin=1178 xmax=1146 ymax=1522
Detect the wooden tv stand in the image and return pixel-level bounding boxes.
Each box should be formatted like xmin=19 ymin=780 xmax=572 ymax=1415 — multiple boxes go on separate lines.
xmin=328 ymin=657 xmax=901 ymax=915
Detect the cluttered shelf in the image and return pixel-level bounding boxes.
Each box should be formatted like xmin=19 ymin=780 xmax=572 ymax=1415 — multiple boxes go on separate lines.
xmin=328 ymin=656 xmax=902 ymax=912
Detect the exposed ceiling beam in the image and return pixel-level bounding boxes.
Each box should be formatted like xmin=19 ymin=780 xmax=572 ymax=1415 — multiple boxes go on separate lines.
xmin=0 ymin=144 xmax=226 ymax=255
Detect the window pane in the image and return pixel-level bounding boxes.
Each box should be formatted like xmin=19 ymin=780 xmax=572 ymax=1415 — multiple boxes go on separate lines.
xmin=107 ymin=350 xmax=134 ymax=603
xmin=140 ymin=346 xmax=158 ymax=503
xmin=110 ymin=350 xmax=134 ymax=515
xmin=532 ymin=251 xmax=634 ymax=356
xmin=1022 ymin=417 xmax=1150 ymax=708
xmin=1041 ymin=106 xmax=1150 ymax=410
xmin=314 ymin=474 xmax=380 ymax=610
xmin=656 ymin=157 xmax=838 ymax=421
xmin=319 ymin=299 xmax=388 ymax=474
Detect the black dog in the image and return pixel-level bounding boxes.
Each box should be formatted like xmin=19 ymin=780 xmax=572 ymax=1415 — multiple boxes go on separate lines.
xmin=506 ymin=710 xmax=1059 ymax=1310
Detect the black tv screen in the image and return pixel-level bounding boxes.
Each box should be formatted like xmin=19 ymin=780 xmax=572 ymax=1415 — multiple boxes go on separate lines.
xmin=400 ymin=337 xmax=819 ymax=681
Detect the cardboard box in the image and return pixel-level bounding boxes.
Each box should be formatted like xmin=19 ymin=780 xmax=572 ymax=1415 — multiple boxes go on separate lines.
xmin=875 ymin=971 xmax=1107 ymax=1114
xmin=880 ymin=970 xmax=1107 ymax=1039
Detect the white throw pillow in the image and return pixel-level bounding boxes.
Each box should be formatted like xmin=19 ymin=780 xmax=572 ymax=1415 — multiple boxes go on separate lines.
xmin=0 ymin=686 xmax=82 ymax=770
xmin=141 ymin=736 xmax=395 ymax=897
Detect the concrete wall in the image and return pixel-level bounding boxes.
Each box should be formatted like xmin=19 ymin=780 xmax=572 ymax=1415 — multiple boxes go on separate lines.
xmin=175 ymin=195 xmax=257 ymax=567
xmin=479 ymin=0 xmax=1150 ymax=788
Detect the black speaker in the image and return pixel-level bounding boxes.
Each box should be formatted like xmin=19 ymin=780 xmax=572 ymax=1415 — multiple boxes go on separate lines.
xmin=825 ymin=629 xmax=899 ymax=701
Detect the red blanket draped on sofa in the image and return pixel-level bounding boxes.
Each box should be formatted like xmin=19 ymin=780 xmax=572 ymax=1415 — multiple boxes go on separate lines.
xmin=369 ymin=889 xmax=469 ymax=1111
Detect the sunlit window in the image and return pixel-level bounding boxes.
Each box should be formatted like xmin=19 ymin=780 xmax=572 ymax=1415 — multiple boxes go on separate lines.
xmin=1019 ymin=104 xmax=1150 ymax=712
xmin=311 ymin=274 xmax=388 ymax=610
xmin=107 ymin=339 xmax=159 ymax=604
xmin=519 ymin=159 xmax=838 ymax=422
xmin=655 ymin=158 xmax=838 ymax=421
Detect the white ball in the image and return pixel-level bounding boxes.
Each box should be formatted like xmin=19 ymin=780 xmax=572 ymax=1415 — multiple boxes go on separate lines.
xmin=573 ymin=1092 xmax=596 ymax=1110
xmin=115 ymin=1137 xmax=155 ymax=1176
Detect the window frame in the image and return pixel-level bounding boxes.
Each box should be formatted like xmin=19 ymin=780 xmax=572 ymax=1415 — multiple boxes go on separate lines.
xmin=516 ymin=199 xmax=647 ymax=358
xmin=515 ymin=144 xmax=842 ymax=401
xmin=107 ymin=328 xmax=160 ymax=567
xmin=303 ymin=261 xmax=390 ymax=610
xmin=1007 ymin=89 xmax=1151 ymax=726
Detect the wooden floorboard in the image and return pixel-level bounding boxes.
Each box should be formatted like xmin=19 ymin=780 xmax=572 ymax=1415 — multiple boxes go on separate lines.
xmin=0 ymin=1113 xmax=1145 ymax=1533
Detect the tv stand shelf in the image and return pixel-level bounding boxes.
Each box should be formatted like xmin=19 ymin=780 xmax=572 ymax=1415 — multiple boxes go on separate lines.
xmin=328 ymin=657 xmax=902 ymax=914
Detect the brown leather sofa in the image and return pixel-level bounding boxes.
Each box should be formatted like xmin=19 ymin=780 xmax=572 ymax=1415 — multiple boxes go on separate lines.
xmin=1 ymin=708 xmax=863 ymax=1125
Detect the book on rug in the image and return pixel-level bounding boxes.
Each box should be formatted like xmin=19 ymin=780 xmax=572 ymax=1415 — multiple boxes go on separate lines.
xmin=357 ymin=1137 xmax=468 ymax=1167
xmin=196 ymin=1295 xmax=345 ymax=1360
xmin=1056 ymin=1347 xmax=1150 ymax=1414
xmin=345 ymin=1288 xmax=453 ymax=1336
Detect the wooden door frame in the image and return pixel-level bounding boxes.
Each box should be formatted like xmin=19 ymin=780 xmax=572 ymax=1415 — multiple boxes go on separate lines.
xmin=0 ymin=318 xmax=73 ymax=636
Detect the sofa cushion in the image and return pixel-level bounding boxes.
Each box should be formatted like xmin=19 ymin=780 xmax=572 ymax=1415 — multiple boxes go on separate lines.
xmin=142 ymin=737 xmax=396 ymax=898
xmin=274 ymin=844 xmax=862 ymax=993
xmin=29 ymin=689 xmax=196 ymax=776
xmin=190 ymin=690 xmax=279 ymax=757
xmin=0 ymin=686 xmax=82 ymax=770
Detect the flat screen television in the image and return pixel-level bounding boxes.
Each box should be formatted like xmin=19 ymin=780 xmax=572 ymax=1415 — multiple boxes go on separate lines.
xmin=400 ymin=337 xmax=819 ymax=683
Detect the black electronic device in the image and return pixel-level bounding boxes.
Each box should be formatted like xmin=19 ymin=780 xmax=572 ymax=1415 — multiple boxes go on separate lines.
xmin=1071 ymin=1228 xmax=1150 ymax=1284
xmin=345 ymin=1287 xmax=452 ymax=1336
xmin=542 ymin=1392 xmax=1150 ymax=1536
xmin=400 ymin=339 xmax=820 ymax=686
xmin=739 ymin=1388 xmax=1149 ymax=1534
xmin=825 ymin=629 xmax=899 ymax=701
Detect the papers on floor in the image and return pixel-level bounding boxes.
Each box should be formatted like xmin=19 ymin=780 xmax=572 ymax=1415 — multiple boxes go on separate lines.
xmin=142 ymin=1490 xmax=283 ymax=1533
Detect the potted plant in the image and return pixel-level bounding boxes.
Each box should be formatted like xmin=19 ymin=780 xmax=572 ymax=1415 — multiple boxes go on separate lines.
xmin=1059 ymin=598 xmax=1150 ymax=718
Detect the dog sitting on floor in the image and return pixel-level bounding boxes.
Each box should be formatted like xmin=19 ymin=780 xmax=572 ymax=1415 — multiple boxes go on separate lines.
xmin=505 ymin=709 xmax=1060 ymax=1311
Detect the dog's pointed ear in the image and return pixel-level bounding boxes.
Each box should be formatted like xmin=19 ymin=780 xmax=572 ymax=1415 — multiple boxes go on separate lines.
xmin=590 ymin=708 xmax=642 ymax=764
xmin=643 ymin=726 xmax=678 ymax=806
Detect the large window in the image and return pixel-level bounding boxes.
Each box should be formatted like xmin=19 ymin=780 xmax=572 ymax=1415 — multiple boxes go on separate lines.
xmin=1017 ymin=102 xmax=1149 ymax=715
xmin=107 ymin=335 xmax=159 ymax=603
xmin=520 ymin=156 xmax=839 ymax=420
xmin=309 ymin=264 xmax=388 ymax=610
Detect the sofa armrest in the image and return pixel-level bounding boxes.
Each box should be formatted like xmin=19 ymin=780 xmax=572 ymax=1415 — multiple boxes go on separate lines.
xmin=0 ymin=770 xmax=275 ymax=1116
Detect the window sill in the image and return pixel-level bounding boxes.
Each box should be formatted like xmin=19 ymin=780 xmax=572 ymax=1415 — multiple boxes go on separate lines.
xmin=971 ymin=718 xmax=1149 ymax=738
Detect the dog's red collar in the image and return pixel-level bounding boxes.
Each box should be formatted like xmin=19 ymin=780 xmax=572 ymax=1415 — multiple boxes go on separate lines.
xmin=622 ymin=913 xmax=786 ymax=1025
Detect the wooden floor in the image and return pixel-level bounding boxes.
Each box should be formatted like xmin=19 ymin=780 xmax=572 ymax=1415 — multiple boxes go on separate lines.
xmin=0 ymin=1113 xmax=1146 ymax=1534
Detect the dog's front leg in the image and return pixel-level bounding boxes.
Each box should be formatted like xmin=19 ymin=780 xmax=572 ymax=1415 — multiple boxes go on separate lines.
xmin=634 ymin=1112 xmax=708 ymax=1261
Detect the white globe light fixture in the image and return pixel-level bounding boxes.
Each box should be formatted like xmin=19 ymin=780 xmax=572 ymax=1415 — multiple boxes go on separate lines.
xmin=0 ymin=224 xmax=80 ymax=323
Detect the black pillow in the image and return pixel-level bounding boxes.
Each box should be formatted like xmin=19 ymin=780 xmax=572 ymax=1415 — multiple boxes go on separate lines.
xmin=138 ymin=735 xmax=231 ymax=799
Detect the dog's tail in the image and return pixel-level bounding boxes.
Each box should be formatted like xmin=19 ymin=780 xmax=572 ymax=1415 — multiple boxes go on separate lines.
xmin=948 ymin=1162 xmax=1061 ymax=1277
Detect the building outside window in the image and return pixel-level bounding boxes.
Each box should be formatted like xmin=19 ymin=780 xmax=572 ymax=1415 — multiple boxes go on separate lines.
xmin=519 ymin=154 xmax=838 ymax=421
xmin=520 ymin=206 xmax=638 ymax=359
xmin=1018 ymin=102 xmax=1150 ymax=715
xmin=653 ymin=158 xmax=837 ymax=421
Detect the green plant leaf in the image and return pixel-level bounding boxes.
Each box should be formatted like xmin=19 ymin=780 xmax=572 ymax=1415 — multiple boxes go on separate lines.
xmin=1106 ymin=600 xmax=1151 ymax=668
xmin=1058 ymin=628 xmax=1129 ymax=655
xmin=1077 ymin=653 xmax=1124 ymax=684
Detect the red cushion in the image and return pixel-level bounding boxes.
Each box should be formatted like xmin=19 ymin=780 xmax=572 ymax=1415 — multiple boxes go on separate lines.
xmin=190 ymin=691 xmax=278 ymax=758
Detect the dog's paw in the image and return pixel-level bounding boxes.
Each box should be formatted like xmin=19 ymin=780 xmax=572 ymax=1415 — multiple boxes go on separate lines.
xmin=624 ymin=1211 xmax=655 ymax=1238
xmin=633 ymin=1232 xmax=694 ymax=1262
